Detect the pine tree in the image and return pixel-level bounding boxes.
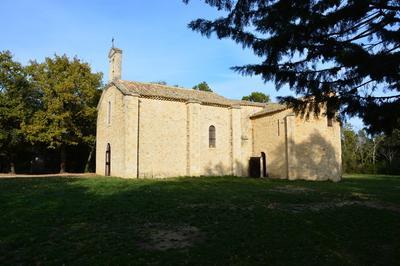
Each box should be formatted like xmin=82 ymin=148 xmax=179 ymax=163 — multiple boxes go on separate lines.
xmin=184 ymin=0 xmax=400 ymax=134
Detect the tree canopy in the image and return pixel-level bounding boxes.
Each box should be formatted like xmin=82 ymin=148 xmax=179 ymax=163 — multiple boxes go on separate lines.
xmin=341 ymin=124 xmax=400 ymax=174
xmin=242 ymin=91 xmax=270 ymax=103
xmin=0 ymin=51 xmax=36 ymax=173
xmin=23 ymin=55 xmax=102 ymax=172
xmin=184 ymin=0 xmax=400 ymax=134
xmin=193 ymin=81 xmax=213 ymax=92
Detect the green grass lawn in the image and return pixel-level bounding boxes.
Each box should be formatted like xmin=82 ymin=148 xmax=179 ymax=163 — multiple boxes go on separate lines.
xmin=0 ymin=175 xmax=399 ymax=265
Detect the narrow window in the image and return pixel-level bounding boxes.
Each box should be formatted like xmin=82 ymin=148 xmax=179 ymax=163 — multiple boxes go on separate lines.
xmin=107 ymin=101 xmax=111 ymax=125
xmin=111 ymin=59 xmax=115 ymax=77
xmin=277 ymin=119 xmax=280 ymax=136
xmin=209 ymin=125 xmax=216 ymax=148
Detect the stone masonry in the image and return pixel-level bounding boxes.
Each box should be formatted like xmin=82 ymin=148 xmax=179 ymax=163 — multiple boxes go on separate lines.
xmin=96 ymin=46 xmax=342 ymax=181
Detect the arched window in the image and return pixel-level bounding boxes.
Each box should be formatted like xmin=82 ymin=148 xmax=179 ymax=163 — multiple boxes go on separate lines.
xmin=209 ymin=125 xmax=216 ymax=148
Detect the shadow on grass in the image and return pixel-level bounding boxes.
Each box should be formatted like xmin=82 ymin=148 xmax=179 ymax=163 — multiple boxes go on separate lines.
xmin=0 ymin=175 xmax=399 ymax=265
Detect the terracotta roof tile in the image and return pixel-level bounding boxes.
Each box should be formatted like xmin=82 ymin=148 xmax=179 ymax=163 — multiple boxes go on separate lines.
xmin=249 ymin=104 xmax=287 ymax=118
xmin=116 ymin=80 xmax=267 ymax=107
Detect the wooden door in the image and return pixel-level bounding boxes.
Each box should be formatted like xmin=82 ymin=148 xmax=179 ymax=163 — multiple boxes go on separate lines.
xmin=249 ymin=157 xmax=261 ymax=178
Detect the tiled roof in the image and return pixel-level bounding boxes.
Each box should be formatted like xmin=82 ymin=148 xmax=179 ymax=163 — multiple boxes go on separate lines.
xmin=249 ymin=103 xmax=287 ymax=118
xmin=113 ymin=80 xmax=267 ymax=107
xmin=229 ymin=99 xmax=271 ymax=107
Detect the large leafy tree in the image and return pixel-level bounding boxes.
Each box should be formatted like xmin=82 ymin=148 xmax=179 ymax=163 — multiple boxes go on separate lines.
xmin=341 ymin=124 xmax=376 ymax=173
xmin=341 ymin=123 xmax=400 ymax=174
xmin=24 ymin=55 xmax=102 ymax=173
xmin=0 ymin=51 xmax=36 ymax=173
xmin=341 ymin=124 xmax=359 ymax=172
xmin=184 ymin=0 xmax=400 ymax=134
xmin=242 ymin=91 xmax=270 ymax=103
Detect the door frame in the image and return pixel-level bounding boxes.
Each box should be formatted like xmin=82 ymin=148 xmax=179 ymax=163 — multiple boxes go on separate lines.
xmin=105 ymin=143 xmax=111 ymax=176
xmin=261 ymin=152 xmax=268 ymax=177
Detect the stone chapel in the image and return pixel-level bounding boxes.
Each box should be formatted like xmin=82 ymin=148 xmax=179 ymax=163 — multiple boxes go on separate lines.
xmin=96 ymin=46 xmax=342 ymax=181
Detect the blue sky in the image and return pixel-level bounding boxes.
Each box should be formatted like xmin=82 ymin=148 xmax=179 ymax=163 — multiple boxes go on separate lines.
xmin=1 ymin=0 xmax=363 ymax=129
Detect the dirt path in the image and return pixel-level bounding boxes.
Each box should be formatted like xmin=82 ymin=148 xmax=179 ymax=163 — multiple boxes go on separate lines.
xmin=0 ymin=173 xmax=97 ymax=179
xmin=266 ymin=200 xmax=400 ymax=213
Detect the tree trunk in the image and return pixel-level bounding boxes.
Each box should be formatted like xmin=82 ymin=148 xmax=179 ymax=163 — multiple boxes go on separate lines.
xmin=60 ymin=145 xmax=67 ymax=174
xmin=9 ymin=153 xmax=16 ymax=174
xmin=372 ymin=139 xmax=377 ymax=173
xmin=84 ymin=145 xmax=95 ymax=173
xmin=9 ymin=162 xmax=16 ymax=175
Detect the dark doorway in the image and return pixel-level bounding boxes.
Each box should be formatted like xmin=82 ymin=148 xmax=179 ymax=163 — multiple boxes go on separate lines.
xmin=105 ymin=143 xmax=111 ymax=176
xmin=261 ymin=152 xmax=268 ymax=177
xmin=249 ymin=157 xmax=261 ymax=178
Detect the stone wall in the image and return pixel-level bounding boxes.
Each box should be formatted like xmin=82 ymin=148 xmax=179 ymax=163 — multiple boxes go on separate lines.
xmin=97 ymin=88 xmax=244 ymax=178
xmin=198 ymin=104 xmax=232 ymax=176
xmin=252 ymin=110 xmax=293 ymax=178
xmin=251 ymin=109 xmax=342 ymax=181
xmin=291 ymin=113 xmax=342 ymax=181
xmin=239 ymin=105 xmax=265 ymax=176
xmin=96 ymin=86 xmax=128 ymax=177
xmin=135 ymin=99 xmax=242 ymax=177
xmin=96 ymin=87 xmax=341 ymax=181
xmin=123 ymin=94 xmax=139 ymax=177
xmin=137 ymin=98 xmax=188 ymax=178
xmin=108 ymin=48 xmax=122 ymax=81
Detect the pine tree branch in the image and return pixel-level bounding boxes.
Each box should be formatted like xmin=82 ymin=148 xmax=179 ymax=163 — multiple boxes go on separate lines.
xmin=370 ymin=4 xmax=400 ymax=12
xmin=323 ymin=11 xmax=381 ymax=38
xmin=360 ymin=94 xmax=400 ymax=100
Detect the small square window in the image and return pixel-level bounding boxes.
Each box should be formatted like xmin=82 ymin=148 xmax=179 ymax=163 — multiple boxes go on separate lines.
xmin=107 ymin=101 xmax=111 ymax=125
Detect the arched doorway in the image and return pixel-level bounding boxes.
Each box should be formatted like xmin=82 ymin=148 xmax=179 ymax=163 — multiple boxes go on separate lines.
xmin=105 ymin=143 xmax=111 ymax=176
xmin=261 ymin=152 xmax=268 ymax=177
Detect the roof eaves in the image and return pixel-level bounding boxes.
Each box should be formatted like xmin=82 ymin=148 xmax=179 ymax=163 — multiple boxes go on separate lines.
xmin=112 ymin=80 xmax=140 ymax=96
xmin=230 ymin=100 xmax=268 ymax=107
xmin=249 ymin=106 xmax=288 ymax=119
xmin=96 ymin=81 xmax=140 ymax=110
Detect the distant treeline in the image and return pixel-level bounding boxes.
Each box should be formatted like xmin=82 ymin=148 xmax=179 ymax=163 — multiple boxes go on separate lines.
xmin=1 ymin=51 xmax=398 ymax=175
xmin=342 ymin=124 xmax=400 ymax=175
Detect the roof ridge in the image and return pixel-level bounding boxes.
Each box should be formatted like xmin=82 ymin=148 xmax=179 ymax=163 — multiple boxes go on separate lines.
xmin=116 ymin=80 xmax=271 ymax=107
xmin=250 ymin=104 xmax=288 ymax=118
xmin=120 ymin=80 xmax=222 ymax=96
